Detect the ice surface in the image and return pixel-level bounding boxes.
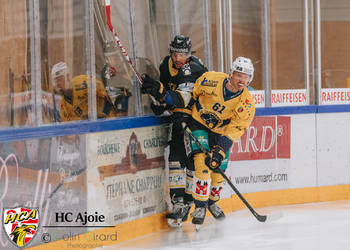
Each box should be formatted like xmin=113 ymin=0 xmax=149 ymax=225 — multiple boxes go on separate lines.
xmin=96 ymin=200 xmax=350 ymax=250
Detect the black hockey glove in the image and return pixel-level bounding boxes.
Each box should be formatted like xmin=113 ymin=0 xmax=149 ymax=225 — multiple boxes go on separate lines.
xmin=205 ymin=146 xmax=225 ymax=170
xmin=171 ymin=111 xmax=192 ymax=127
xmin=150 ymin=102 xmax=167 ymax=116
xmin=141 ymin=74 xmax=167 ymax=102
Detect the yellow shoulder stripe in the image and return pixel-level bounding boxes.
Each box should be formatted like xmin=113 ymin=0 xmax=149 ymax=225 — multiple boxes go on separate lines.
xmin=168 ymin=57 xmax=178 ymax=77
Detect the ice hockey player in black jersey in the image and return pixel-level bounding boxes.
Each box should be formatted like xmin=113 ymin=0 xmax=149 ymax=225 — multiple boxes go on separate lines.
xmin=140 ymin=35 xmax=208 ymax=227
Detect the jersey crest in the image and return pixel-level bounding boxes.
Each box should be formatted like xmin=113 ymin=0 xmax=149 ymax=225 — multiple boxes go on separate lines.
xmin=182 ymin=64 xmax=191 ymax=75
xmin=199 ymin=109 xmax=222 ymax=129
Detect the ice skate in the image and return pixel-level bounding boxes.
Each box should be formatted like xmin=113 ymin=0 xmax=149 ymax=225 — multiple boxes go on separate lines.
xmin=208 ymin=202 xmax=225 ymax=221
xmin=166 ymin=197 xmax=191 ymax=227
xmin=181 ymin=202 xmax=192 ymax=222
xmin=191 ymin=207 xmax=206 ymax=231
xmin=167 ymin=218 xmax=183 ymax=227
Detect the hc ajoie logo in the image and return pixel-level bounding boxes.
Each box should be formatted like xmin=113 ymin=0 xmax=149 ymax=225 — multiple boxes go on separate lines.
xmin=2 ymin=207 xmax=39 ymax=248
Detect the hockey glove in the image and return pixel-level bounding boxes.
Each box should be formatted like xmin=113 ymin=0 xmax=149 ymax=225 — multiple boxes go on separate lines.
xmin=141 ymin=74 xmax=167 ymax=102
xmin=101 ymin=64 xmax=116 ymax=86
xmin=103 ymin=64 xmax=116 ymax=79
xmin=171 ymin=111 xmax=192 ymax=127
xmin=150 ymin=102 xmax=167 ymax=116
xmin=205 ymin=146 xmax=225 ymax=170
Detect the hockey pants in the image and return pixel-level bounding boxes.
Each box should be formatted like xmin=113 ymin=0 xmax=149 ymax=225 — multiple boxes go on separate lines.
xmin=187 ymin=129 xmax=229 ymax=207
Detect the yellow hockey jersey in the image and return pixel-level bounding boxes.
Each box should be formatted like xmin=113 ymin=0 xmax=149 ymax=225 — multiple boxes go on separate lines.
xmin=191 ymin=71 xmax=255 ymax=142
xmin=60 ymin=75 xmax=117 ymax=122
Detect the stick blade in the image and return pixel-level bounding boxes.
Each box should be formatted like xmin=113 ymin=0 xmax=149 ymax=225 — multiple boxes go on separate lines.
xmin=256 ymin=214 xmax=267 ymax=222
xmin=255 ymin=210 xmax=283 ymax=222
xmin=265 ymin=211 xmax=284 ymax=222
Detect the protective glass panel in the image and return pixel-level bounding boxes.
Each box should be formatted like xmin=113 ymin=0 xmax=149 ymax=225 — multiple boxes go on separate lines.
xmin=320 ymin=0 xmax=350 ymax=104
xmin=271 ymin=1 xmax=305 ymax=90
xmin=94 ymin=0 xmax=213 ymax=115
xmin=41 ymin=0 xmax=88 ymax=123
xmin=133 ymin=0 xmax=208 ymax=114
xmin=124 ymin=0 xmax=169 ymax=115
xmin=178 ymin=0 xmax=207 ymax=67
xmin=0 ymin=1 xmax=30 ymax=127
xmin=94 ymin=0 xmax=137 ymax=118
xmin=270 ymin=0 xmax=307 ymax=106
xmin=231 ymin=1 xmax=263 ymax=90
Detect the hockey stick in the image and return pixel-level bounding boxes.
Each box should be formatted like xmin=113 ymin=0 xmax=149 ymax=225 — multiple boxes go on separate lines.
xmin=182 ymin=122 xmax=267 ymax=222
xmin=105 ymin=0 xmax=143 ymax=84
xmin=104 ymin=0 xmax=161 ymax=105
xmin=104 ymin=0 xmax=170 ymax=109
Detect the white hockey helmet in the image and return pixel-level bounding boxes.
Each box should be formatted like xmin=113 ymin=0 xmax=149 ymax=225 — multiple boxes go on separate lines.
xmin=51 ymin=62 xmax=67 ymax=81
xmin=230 ymin=56 xmax=254 ymax=84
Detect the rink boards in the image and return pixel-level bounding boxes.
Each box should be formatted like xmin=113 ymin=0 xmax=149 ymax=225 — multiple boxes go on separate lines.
xmin=1 ymin=107 xmax=350 ymax=249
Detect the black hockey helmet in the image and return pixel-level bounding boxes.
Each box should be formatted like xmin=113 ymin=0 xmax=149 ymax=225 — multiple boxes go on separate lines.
xmin=169 ymin=35 xmax=192 ymax=54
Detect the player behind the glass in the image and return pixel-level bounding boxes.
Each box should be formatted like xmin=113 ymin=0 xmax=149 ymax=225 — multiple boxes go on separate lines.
xmin=184 ymin=57 xmax=256 ymax=230
xmin=51 ymin=62 xmax=121 ymax=122
xmin=140 ymin=35 xmax=208 ymax=227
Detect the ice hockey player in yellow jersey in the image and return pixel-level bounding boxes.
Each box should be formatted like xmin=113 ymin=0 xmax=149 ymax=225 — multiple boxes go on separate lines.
xmin=183 ymin=56 xmax=256 ymax=229
xmin=59 ymin=75 xmax=118 ymax=122
xmin=51 ymin=62 xmax=119 ymax=122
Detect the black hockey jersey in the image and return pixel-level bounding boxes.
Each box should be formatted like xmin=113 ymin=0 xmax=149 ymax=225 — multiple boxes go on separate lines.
xmin=159 ymin=55 xmax=208 ymax=108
